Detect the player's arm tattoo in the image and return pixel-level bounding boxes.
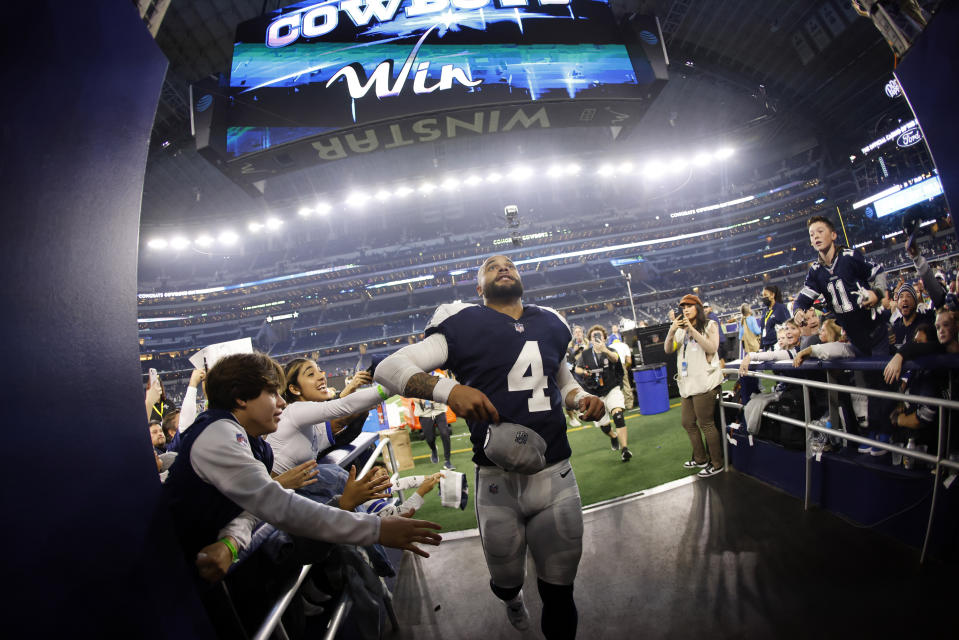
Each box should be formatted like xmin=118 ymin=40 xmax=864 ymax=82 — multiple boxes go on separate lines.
xmin=404 ymin=373 xmax=438 ymax=400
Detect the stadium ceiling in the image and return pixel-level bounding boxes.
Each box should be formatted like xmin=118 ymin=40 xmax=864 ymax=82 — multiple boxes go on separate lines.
xmin=141 ymin=0 xmax=897 ymax=228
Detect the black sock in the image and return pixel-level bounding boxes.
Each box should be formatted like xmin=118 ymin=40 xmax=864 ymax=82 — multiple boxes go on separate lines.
xmin=537 ymin=578 xmax=576 ymax=640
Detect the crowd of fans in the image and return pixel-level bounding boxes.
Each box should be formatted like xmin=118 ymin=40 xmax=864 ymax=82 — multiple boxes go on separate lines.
xmin=720 ymin=216 xmax=959 ymax=466
xmin=141 ymin=207 xmax=959 ymax=638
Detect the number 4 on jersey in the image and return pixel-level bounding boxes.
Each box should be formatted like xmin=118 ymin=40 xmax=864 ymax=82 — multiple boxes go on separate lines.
xmin=507 ymin=341 xmax=551 ymax=413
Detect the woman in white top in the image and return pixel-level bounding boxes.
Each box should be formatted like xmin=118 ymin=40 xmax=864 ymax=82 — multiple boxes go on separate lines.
xmin=665 ymin=294 xmax=724 ymax=477
xmin=266 ymin=358 xmax=387 ymax=474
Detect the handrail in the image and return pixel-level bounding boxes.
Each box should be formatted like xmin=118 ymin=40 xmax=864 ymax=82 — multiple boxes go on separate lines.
xmin=736 ymin=365 xmax=959 ymax=410
xmin=252 ymin=565 xmax=311 ymax=640
xmin=250 ymin=433 xmax=401 ymax=640
xmin=723 ymin=363 xmax=957 ymax=563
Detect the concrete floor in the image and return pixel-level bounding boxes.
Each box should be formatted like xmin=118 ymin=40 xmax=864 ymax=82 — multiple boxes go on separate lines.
xmin=390 ymin=470 xmax=953 ymax=639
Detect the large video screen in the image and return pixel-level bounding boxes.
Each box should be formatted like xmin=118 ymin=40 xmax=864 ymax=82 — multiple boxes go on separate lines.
xmin=874 ymin=176 xmax=943 ymax=217
xmin=226 ymin=0 xmax=662 ymax=158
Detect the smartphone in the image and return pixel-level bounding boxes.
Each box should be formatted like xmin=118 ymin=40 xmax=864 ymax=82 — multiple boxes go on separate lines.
xmin=148 ymin=368 xmax=159 ymax=388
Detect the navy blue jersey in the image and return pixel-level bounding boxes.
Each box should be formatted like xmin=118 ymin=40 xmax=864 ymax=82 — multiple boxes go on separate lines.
xmin=425 ymin=302 xmax=573 ymax=466
xmin=794 ymin=248 xmax=887 ymax=355
xmin=893 ymin=309 xmax=936 ymax=349
xmin=759 ymin=302 xmax=790 ymax=350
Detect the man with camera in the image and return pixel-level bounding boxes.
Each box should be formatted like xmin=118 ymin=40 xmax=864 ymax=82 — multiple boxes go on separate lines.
xmin=574 ymin=325 xmax=632 ymax=461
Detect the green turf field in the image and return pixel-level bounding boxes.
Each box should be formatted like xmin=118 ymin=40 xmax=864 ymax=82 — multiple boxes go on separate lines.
xmin=393 ymin=401 xmax=699 ymax=532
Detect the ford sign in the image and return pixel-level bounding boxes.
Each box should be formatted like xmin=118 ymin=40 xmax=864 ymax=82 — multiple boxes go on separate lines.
xmin=897 ymin=128 xmax=922 ymax=148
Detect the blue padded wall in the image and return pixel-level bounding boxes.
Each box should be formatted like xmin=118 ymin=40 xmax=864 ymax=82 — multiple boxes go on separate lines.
xmin=0 ymin=2 xmax=214 ymax=636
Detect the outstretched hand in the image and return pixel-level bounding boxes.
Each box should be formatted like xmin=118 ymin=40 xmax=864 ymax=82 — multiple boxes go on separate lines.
xmin=883 ymin=353 xmax=904 ymax=385
xmin=188 ymin=368 xmax=206 ymax=388
xmin=378 ymin=516 xmax=442 ymax=558
xmin=416 ymin=472 xmax=445 ymax=497
xmin=577 ymin=395 xmax=605 ymax=422
xmin=340 ymin=465 xmax=392 ymax=511
xmin=274 ymin=459 xmax=320 ymax=490
xmin=448 ymin=385 xmax=500 ymax=424
xmin=342 ymin=371 xmax=373 ymax=396
xmin=145 ymin=379 xmax=163 ymax=407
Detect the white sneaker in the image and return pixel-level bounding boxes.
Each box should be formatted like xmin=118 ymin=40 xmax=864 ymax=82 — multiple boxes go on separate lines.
xmin=505 ymin=592 xmax=530 ymax=631
xmin=568 ymin=417 xmax=582 ymax=427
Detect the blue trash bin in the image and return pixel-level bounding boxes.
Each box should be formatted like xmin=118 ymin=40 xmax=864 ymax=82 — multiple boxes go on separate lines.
xmin=633 ymin=364 xmax=669 ymax=415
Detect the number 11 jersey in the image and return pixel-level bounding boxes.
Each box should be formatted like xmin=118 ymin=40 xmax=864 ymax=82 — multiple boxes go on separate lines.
xmin=425 ymin=302 xmax=573 ymax=467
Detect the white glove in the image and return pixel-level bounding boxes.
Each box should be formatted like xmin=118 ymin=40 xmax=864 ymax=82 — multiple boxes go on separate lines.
xmin=852 ymin=284 xmax=877 ymax=320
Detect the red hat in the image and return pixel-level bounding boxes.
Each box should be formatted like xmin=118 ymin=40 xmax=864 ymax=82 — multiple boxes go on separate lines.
xmin=679 ymin=294 xmax=702 ymax=307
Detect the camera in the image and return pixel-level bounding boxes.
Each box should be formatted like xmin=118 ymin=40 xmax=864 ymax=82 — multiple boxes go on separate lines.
xmin=504 ymin=205 xmax=520 ymax=229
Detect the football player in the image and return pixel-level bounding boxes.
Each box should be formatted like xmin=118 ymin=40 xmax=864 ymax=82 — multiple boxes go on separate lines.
xmin=573 ymin=324 xmax=632 ymax=461
xmin=375 ymin=254 xmax=604 ymax=640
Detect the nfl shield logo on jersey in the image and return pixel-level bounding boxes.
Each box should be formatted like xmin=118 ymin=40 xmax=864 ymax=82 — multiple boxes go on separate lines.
xmin=514 ymin=322 xmax=525 ymax=333
xmin=489 ymin=483 xmax=499 ymax=494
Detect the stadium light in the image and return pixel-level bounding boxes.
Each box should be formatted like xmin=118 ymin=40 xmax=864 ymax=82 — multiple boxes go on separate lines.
xmin=170 ymin=236 xmax=191 ymax=250
xmin=147 ymin=238 xmax=168 ymax=250
xmin=195 ymin=234 xmax=214 ymax=248
xmin=715 ymin=147 xmax=734 ymax=160
xmin=248 ymin=221 xmax=264 ymax=232
xmin=597 ymin=164 xmax=614 ymax=177
xmin=418 ymin=181 xmax=436 ymax=194
xmin=464 ymin=175 xmax=482 ymax=186
xmin=668 ymin=158 xmax=688 ymax=173
xmin=314 ymin=202 xmax=331 ymax=215
xmin=297 ymin=207 xmax=313 ymax=217
xmin=345 ymin=191 xmax=369 ymax=207
xmin=218 ymin=230 xmax=239 ymax=245
xmin=395 ymin=186 xmax=413 ymax=198
xmin=692 ymin=152 xmax=711 ymax=167
xmin=547 ymin=165 xmax=565 ymax=178
xmin=374 ymin=189 xmax=392 ymax=201
xmin=566 ymin=163 xmax=581 ymax=175
xmin=366 ymin=274 xmax=435 ymax=289
xmin=643 ymin=161 xmax=664 ymax=179
xmin=487 ymin=172 xmax=503 ymax=183
xmin=618 ymin=161 xmax=634 ymax=173
xmin=510 ymin=166 xmax=533 ymax=181
xmin=441 ymin=177 xmax=460 ymax=190
xmin=265 ymin=217 xmax=283 ymax=231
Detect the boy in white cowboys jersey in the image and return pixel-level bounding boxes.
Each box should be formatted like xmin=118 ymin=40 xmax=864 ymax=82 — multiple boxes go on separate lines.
xmin=375 ymin=255 xmax=604 ymax=640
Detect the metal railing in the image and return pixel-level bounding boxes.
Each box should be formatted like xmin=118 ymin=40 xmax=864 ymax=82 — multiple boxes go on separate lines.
xmin=251 ymin=435 xmax=402 ymax=640
xmin=721 ymin=364 xmax=959 ymax=564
